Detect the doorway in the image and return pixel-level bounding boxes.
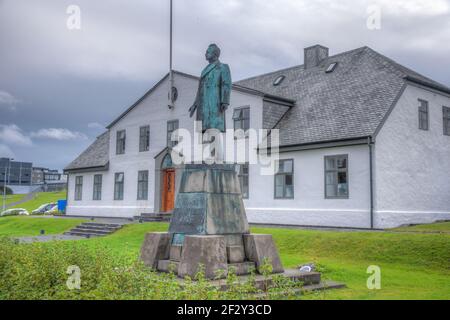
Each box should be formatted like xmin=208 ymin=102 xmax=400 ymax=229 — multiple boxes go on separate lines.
xmin=161 ymin=169 xmax=175 ymax=212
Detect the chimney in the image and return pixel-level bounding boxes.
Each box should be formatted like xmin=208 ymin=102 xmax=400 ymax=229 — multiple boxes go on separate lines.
xmin=304 ymin=45 xmax=329 ymax=69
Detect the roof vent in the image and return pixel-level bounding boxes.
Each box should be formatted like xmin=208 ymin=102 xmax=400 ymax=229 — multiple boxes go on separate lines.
xmin=325 ymin=62 xmax=338 ymax=73
xmin=273 ymin=75 xmax=285 ymax=86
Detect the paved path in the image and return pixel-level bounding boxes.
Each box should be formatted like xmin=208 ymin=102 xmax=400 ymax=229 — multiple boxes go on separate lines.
xmin=16 ymin=234 xmax=85 ymax=244
xmin=4 ymin=187 xmax=41 ymax=209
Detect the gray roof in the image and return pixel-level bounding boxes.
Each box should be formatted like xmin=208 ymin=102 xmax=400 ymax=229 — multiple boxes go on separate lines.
xmin=236 ymin=46 xmax=450 ymax=146
xmin=64 ymin=132 xmax=110 ymax=172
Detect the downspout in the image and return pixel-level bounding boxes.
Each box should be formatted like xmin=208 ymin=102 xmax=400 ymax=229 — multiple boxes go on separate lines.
xmin=368 ymin=137 xmax=374 ymax=229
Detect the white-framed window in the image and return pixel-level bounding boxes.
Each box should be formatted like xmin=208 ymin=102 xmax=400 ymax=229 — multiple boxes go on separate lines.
xmin=233 ymin=107 xmax=250 ymax=133
xmin=443 ymin=106 xmax=450 ymax=136
xmin=74 ymin=176 xmax=83 ymax=201
xmin=137 ymin=170 xmax=149 ymax=200
xmin=274 ymin=159 xmax=294 ymax=199
xmin=325 ymin=155 xmax=348 ymax=199
xmin=237 ymin=163 xmax=249 ymax=199
xmin=167 ymin=120 xmax=179 ymax=148
xmin=116 ymin=130 xmax=126 ymax=154
xmin=93 ymin=174 xmax=102 ymax=201
xmin=139 ymin=126 xmax=150 ymax=152
xmin=418 ymin=99 xmax=429 ymax=131
xmin=114 ymin=172 xmax=124 ymax=200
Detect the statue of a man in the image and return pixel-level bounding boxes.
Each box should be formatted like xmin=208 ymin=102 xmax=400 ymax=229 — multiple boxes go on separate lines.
xmin=189 ymin=44 xmax=232 ymax=133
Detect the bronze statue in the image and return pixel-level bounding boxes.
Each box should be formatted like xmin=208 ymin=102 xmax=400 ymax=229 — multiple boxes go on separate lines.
xmin=189 ymin=44 xmax=232 ymax=133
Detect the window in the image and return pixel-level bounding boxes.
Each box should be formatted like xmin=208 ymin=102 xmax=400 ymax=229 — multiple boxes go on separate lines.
xmin=93 ymin=174 xmax=102 ymax=201
xmin=137 ymin=170 xmax=149 ymax=200
xmin=443 ymin=106 xmax=450 ymax=136
xmin=116 ymin=130 xmax=126 ymax=154
xmin=273 ymin=75 xmax=285 ymax=86
xmin=139 ymin=126 xmax=150 ymax=152
xmin=233 ymin=107 xmax=250 ymax=132
xmin=114 ymin=173 xmax=124 ymax=200
xmin=325 ymin=62 xmax=338 ymax=73
xmin=167 ymin=120 xmax=179 ymax=148
xmin=237 ymin=163 xmax=249 ymax=199
xmin=418 ymin=100 xmax=429 ymax=131
xmin=325 ymin=155 xmax=348 ymax=199
xmin=74 ymin=176 xmax=83 ymax=201
xmin=274 ymin=159 xmax=294 ymax=199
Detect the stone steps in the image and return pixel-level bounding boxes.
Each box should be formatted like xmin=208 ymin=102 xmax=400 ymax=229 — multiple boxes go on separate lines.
xmin=134 ymin=213 xmax=172 ymax=222
xmin=64 ymin=222 xmax=123 ymax=238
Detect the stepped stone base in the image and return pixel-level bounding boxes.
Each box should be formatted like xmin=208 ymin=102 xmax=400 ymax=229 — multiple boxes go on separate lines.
xmin=140 ymin=164 xmax=285 ymax=280
xmin=141 ymin=232 xmax=284 ymax=279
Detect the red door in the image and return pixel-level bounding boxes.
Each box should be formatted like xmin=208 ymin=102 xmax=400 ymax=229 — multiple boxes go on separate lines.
xmin=162 ymin=169 xmax=175 ymax=212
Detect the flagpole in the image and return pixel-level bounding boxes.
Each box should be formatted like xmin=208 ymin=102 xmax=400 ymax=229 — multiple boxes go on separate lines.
xmin=168 ymin=0 xmax=174 ymax=109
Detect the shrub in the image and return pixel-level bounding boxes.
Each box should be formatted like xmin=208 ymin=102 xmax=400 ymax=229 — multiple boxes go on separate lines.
xmin=0 ymin=238 xmax=301 ymax=300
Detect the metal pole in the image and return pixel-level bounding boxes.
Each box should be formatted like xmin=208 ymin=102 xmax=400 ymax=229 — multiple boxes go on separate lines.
xmin=168 ymin=0 xmax=175 ymax=109
xmin=2 ymin=165 xmax=6 ymax=212
xmin=2 ymin=158 xmax=12 ymax=212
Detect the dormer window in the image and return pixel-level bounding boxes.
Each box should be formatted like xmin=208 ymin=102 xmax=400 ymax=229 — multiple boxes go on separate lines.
xmin=325 ymin=62 xmax=338 ymax=73
xmin=273 ymin=75 xmax=285 ymax=86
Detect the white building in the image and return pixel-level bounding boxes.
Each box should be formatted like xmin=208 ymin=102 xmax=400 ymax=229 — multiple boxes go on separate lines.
xmin=64 ymin=45 xmax=450 ymax=229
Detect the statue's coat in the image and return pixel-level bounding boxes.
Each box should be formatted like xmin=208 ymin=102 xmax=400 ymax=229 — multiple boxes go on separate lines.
xmin=192 ymin=61 xmax=231 ymax=133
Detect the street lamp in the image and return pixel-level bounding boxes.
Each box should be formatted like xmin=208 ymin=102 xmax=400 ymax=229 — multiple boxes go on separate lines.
xmin=2 ymin=158 xmax=14 ymax=212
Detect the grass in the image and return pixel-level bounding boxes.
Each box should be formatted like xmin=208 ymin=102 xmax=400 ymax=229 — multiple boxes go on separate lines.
xmin=11 ymin=191 xmax=66 ymax=213
xmin=77 ymin=222 xmax=450 ymax=300
xmin=392 ymin=221 xmax=450 ymax=233
xmin=2 ymin=194 xmax=26 ymax=206
xmin=0 ymin=216 xmax=85 ymax=237
xmin=2 ymin=218 xmax=449 ymax=299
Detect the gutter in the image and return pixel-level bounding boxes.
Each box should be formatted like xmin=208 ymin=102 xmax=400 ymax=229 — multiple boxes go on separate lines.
xmin=368 ymin=136 xmax=374 ymax=229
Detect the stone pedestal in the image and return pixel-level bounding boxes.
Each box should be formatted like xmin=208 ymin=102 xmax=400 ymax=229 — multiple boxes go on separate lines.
xmin=178 ymin=235 xmax=228 ymax=279
xmin=140 ymin=232 xmax=170 ymax=269
xmin=243 ymin=234 xmax=284 ymax=274
xmin=140 ymin=164 xmax=285 ymax=279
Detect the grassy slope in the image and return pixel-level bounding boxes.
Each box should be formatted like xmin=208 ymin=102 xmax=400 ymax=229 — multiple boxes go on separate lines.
xmin=3 ymin=194 xmax=26 ymax=206
xmin=393 ymin=222 xmax=450 ymax=233
xmin=0 ymin=216 xmax=85 ymax=237
xmin=11 ymin=191 xmax=66 ymax=213
xmin=77 ymin=222 xmax=449 ymax=300
xmin=3 ymin=219 xmax=449 ymax=300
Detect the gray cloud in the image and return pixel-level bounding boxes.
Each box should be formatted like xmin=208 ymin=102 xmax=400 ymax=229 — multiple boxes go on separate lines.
xmin=0 ymin=125 xmax=33 ymax=147
xmin=0 ymin=0 xmax=449 ymax=169
xmin=30 ymin=128 xmax=88 ymax=141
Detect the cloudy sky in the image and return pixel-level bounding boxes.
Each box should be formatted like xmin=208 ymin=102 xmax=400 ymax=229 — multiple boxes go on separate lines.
xmin=1 ymin=0 xmax=449 ymax=170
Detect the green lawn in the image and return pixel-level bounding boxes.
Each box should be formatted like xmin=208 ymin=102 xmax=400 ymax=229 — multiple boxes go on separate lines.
xmin=11 ymin=191 xmax=66 ymax=213
xmin=392 ymin=221 xmax=450 ymax=233
xmin=76 ymin=222 xmax=449 ymax=300
xmin=0 ymin=216 xmax=85 ymax=237
xmin=2 ymin=194 xmax=26 ymax=206
xmin=1 ymin=219 xmax=449 ymax=300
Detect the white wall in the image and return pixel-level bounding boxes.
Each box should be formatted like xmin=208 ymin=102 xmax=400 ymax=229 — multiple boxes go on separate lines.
xmin=374 ymin=84 xmax=450 ymax=228
xmin=67 ymin=73 xmax=263 ymax=217
xmin=245 ymin=145 xmax=372 ymax=228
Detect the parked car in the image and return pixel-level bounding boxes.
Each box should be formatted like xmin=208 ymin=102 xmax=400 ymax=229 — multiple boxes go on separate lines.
xmin=1 ymin=208 xmax=30 ymax=217
xmin=32 ymin=203 xmax=57 ymax=215
xmin=45 ymin=204 xmax=59 ymax=215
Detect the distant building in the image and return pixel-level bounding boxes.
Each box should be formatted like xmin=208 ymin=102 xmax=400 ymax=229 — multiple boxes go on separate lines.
xmin=32 ymin=167 xmax=67 ymax=192
xmin=1 ymin=158 xmax=66 ymax=194
xmin=0 ymin=158 xmax=32 ymax=194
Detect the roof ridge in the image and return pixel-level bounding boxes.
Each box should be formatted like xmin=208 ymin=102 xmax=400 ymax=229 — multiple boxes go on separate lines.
xmin=236 ymin=46 xmax=368 ymax=83
xmin=364 ymin=47 xmax=450 ymax=90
